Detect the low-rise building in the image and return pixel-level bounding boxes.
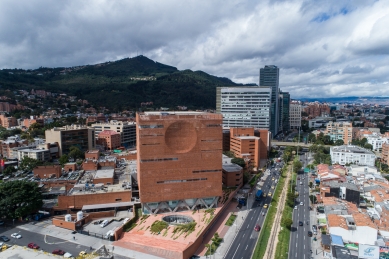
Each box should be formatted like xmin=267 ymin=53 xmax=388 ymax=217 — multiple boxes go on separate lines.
xmin=33 ymin=165 xmax=62 ymax=179
xmin=91 ymin=120 xmax=136 ymax=148
xmin=330 ymin=145 xmax=376 ymax=166
xmin=97 ymin=130 xmax=121 ymax=150
xmin=17 ymin=148 xmax=50 ymax=162
xmin=222 ymin=163 xmax=243 ymax=187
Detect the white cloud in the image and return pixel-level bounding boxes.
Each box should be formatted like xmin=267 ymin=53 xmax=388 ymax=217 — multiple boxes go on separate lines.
xmin=0 ymin=0 xmax=388 ymax=98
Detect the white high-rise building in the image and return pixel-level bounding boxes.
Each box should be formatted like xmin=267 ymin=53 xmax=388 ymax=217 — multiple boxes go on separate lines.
xmin=216 ymin=87 xmax=271 ymax=129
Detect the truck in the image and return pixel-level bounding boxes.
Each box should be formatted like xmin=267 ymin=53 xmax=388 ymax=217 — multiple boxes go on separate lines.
xmin=255 ymin=190 xmax=263 ymax=201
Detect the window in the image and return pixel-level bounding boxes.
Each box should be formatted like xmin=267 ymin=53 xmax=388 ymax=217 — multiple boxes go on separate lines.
xmin=139 ymin=125 xmax=164 ymax=129
xmin=141 ymin=158 xmax=178 ymax=163
xmin=115 ymin=198 xmax=122 ymax=202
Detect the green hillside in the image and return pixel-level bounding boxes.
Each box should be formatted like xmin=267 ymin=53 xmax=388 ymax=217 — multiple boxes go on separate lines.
xmin=0 ymin=56 xmax=247 ymax=111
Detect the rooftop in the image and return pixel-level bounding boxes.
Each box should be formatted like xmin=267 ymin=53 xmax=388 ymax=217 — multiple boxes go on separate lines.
xmin=94 ymin=169 xmax=115 ymax=179
xmin=331 ymin=145 xmax=375 ymax=155
xmin=222 ymin=163 xmax=242 ymax=173
xmin=98 ymin=130 xmax=120 ymax=136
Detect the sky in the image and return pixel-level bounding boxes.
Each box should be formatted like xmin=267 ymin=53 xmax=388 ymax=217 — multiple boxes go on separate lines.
xmin=1 ymin=0 xmax=389 ymax=98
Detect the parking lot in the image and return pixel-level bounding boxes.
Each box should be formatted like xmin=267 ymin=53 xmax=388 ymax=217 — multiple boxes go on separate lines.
xmin=83 ymin=218 xmax=125 ymax=237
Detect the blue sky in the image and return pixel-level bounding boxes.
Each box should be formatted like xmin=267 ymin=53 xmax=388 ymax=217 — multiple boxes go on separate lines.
xmin=0 ymin=0 xmax=388 ymax=98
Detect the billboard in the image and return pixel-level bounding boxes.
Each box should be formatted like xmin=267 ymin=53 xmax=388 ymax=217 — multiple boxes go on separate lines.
xmin=359 ymin=244 xmax=379 ymax=259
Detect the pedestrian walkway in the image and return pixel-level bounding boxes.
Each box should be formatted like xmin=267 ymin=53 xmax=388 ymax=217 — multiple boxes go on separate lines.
xmin=16 ymin=220 xmax=163 ymax=259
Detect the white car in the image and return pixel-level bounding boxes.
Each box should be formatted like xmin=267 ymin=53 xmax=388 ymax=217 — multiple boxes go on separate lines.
xmin=11 ymin=233 xmax=22 ymax=239
xmin=294 ymin=206 xmax=297 ymax=209
xmin=64 ymin=252 xmax=74 ymax=258
xmin=300 ymin=202 xmax=304 ymax=206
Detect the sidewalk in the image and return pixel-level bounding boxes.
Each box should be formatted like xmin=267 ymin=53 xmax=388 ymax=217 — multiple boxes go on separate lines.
xmin=196 ymin=196 xmax=255 ymax=259
xmin=16 ymin=219 xmax=163 ymax=259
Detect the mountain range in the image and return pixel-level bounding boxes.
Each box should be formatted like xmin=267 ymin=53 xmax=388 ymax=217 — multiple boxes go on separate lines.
xmin=0 ymin=56 xmax=252 ymax=111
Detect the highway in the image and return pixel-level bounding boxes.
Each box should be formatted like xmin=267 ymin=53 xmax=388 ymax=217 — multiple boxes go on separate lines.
xmin=223 ymin=162 xmax=283 ymax=259
xmin=289 ymin=153 xmax=312 ymax=259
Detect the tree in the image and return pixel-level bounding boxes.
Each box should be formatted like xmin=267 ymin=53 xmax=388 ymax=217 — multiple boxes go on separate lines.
xmin=334 ymin=139 xmax=344 ymax=146
xmin=364 ymin=143 xmax=373 ymax=150
xmin=19 ymin=157 xmax=39 ymax=172
xmin=307 ymin=133 xmax=316 ymax=143
xmin=282 ymin=218 xmax=293 ymax=229
xmin=59 ymin=154 xmax=69 ymax=166
xmin=293 ymin=159 xmax=303 ymax=173
xmin=68 ymin=146 xmax=84 ymax=160
xmin=2 ymin=166 xmax=17 ymax=176
xmin=231 ymin=158 xmax=246 ymax=168
xmin=0 ymin=180 xmax=43 ymax=219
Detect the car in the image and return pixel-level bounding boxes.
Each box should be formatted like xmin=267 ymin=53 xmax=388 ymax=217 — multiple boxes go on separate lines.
xmin=0 ymin=236 xmax=9 ymax=242
xmin=64 ymin=252 xmax=74 ymax=258
xmin=297 ymin=177 xmax=300 ymax=180
xmin=271 ymin=186 xmax=274 ymax=189
xmin=254 ymin=224 xmax=261 ymax=231
xmin=272 ymin=178 xmax=275 ymax=181
xmin=52 ymin=249 xmax=66 ymax=255
xmin=11 ymin=233 xmax=22 ymax=239
xmin=263 ymin=204 xmax=268 ymax=209
xmin=294 ymin=206 xmax=297 ymax=209
xmin=312 ymin=225 xmax=317 ymax=231
xmin=300 ymin=182 xmax=302 ymax=185
xmin=268 ymin=192 xmax=272 ymax=196
xmin=28 ymin=243 xmax=40 ymax=249
xmin=299 ymin=221 xmax=303 ymax=226
xmin=262 ymin=212 xmax=265 ymax=216
xmin=300 ymin=202 xmax=303 ymax=206
xmin=308 ymin=231 xmax=313 ymax=237
xmin=0 ymin=220 xmax=4 ymax=226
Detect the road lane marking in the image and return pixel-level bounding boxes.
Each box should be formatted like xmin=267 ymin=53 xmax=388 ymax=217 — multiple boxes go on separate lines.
xmin=232 ymin=244 xmax=240 ymax=259
xmin=245 ymin=245 xmax=248 ymax=250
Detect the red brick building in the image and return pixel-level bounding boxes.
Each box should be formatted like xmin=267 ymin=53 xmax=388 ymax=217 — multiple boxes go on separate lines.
xmin=303 ymin=103 xmax=330 ymax=118
xmin=33 ymin=165 xmax=62 ymax=179
xmin=136 ymin=111 xmax=223 ymax=214
xmin=97 ymin=130 xmax=121 ymax=150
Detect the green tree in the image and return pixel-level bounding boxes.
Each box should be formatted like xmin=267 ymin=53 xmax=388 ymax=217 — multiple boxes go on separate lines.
xmin=307 ymin=133 xmax=316 ymax=143
xmin=19 ymin=157 xmax=39 ymax=172
xmin=68 ymin=146 xmax=85 ymax=160
xmin=282 ymin=218 xmax=293 ymax=229
xmin=334 ymin=139 xmax=344 ymax=146
xmin=59 ymin=154 xmax=69 ymax=166
xmin=2 ymin=166 xmax=17 ymax=176
xmin=0 ymin=180 xmax=43 ymax=219
xmin=293 ymin=159 xmax=303 ymax=173
xmin=364 ymin=143 xmax=373 ymax=150
xmin=231 ymin=158 xmax=246 ymax=168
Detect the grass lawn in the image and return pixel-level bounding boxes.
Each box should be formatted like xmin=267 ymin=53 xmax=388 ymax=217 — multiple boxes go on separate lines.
xmin=252 ymin=166 xmax=287 ymax=259
xmin=225 ymin=214 xmax=237 ymax=226
xmin=274 ymin=167 xmax=295 ymax=259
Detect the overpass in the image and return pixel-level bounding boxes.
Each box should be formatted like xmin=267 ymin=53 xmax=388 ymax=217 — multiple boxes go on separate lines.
xmin=271 ymin=141 xmax=331 ymax=148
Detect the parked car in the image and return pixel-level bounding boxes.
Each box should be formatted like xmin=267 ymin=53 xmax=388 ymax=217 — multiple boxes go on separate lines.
xmin=64 ymin=252 xmax=74 ymax=258
xmin=100 ymin=220 xmax=109 ymax=228
xmin=28 ymin=243 xmax=40 ymax=249
xmin=11 ymin=233 xmax=22 ymax=239
xmin=263 ymin=204 xmax=268 ymax=209
xmin=52 ymin=249 xmax=65 ymax=255
xmin=254 ymin=225 xmax=261 ymax=231
xmin=308 ymin=231 xmax=313 ymax=237
xmin=79 ymin=251 xmax=87 ymax=256
xmin=0 ymin=236 xmax=9 ymax=242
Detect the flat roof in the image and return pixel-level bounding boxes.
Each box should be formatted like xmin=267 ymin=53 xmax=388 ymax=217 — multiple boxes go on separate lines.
xmin=94 ymin=169 xmax=114 ymax=179
xmin=0 ymin=245 xmax=59 ymax=258
xmin=223 ymin=163 xmax=242 ymax=172
xmin=82 ymin=201 xmax=134 ymax=210
xmin=142 ymin=111 xmax=206 ymax=115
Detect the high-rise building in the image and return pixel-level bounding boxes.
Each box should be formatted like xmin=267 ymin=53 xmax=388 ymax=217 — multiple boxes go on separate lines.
xmin=279 ymin=91 xmax=290 ymax=133
xmin=325 ymin=122 xmax=353 ymax=145
xmin=136 ymin=111 xmax=223 ymax=214
xmin=216 ymin=86 xmax=271 ymax=129
xmin=45 ymin=125 xmax=95 ymax=156
xmin=290 ymin=101 xmax=302 ymax=129
xmin=260 ymin=65 xmax=279 ymax=136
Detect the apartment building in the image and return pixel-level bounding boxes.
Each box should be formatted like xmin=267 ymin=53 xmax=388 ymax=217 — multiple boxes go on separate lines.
xmin=17 ymin=148 xmax=50 ymax=162
xmin=279 ymin=91 xmax=290 ymax=132
xmin=325 ymin=121 xmax=353 ymax=144
xmin=330 ymin=145 xmax=376 ymax=166
xmin=303 ymin=103 xmax=330 ymax=118
xmin=366 ymin=132 xmax=389 ymax=151
xmin=136 ymin=111 xmax=222 ymax=214
xmin=216 ymin=86 xmax=271 ymax=129
xmin=0 ymin=114 xmax=17 ymax=128
xmin=97 ymin=130 xmax=121 ymax=150
xmin=45 ymin=125 xmax=95 ymax=156
xmin=289 ymin=101 xmax=302 ymax=129
xmin=91 ymin=120 xmax=136 ymax=148
xmin=382 ymin=143 xmax=389 ymax=166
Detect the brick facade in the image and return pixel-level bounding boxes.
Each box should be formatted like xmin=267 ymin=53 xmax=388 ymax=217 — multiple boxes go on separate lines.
xmin=136 ymin=112 xmax=223 ymax=204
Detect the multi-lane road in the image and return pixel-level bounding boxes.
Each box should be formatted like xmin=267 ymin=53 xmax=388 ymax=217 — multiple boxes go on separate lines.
xmin=289 ymin=153 xmax=312 ymax=259
xmin=224 ymin=162 xmax=283 ymax=259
